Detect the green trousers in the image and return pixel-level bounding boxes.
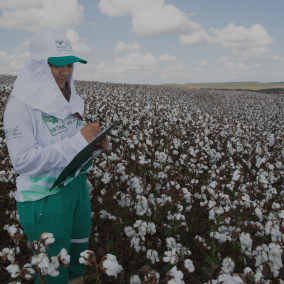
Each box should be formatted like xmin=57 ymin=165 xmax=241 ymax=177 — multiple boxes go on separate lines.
xmin=17 ymin=174 xmax=91 ymax=284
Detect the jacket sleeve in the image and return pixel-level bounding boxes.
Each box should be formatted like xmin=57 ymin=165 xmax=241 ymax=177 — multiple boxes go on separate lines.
xmin=4 ymin=102 xmax=89 ymax=176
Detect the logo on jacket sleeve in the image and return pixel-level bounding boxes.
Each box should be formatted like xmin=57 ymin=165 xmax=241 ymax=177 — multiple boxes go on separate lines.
xmin=42 ymin=115 xmax=68 ymax=136
xmin=4 ymin=126 xmax=22 ymax=142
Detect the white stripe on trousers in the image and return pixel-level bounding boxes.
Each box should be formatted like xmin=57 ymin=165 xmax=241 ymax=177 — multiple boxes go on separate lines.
xmin=70 ymin=237 xmax=89 ymax=244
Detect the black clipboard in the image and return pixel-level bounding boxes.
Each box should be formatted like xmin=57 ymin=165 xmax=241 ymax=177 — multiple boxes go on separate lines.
xmin=51 ymin=120 xmax=120 ymax=189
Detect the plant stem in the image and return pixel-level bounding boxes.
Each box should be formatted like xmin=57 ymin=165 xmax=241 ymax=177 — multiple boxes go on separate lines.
xmin=14 ymin=237 xmax=18 ymax=263
xmin=94 ymin=258 xmax=101 ymax=284
xmin=157 ymin=278 xmax=168 ymax=284
xmin=209 ymin=264 xmax=215 ymax=284
xmin=37 ymin=270 xmax=44 ymax=284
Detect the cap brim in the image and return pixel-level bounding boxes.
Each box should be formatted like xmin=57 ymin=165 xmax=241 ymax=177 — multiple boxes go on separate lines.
xmin=48 ymin=56 xmax=87 ymax=67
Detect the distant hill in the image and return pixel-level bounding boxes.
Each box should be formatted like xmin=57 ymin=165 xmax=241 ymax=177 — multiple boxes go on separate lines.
xmin=186 ymin=81 xmax=259 ymax=85
xmin=162 ymin=81 xmax=284 ymax=93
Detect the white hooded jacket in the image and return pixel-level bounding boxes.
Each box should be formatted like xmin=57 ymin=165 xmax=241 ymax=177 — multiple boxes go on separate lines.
xmin=4 ymin=28 xmax=101 ymax=202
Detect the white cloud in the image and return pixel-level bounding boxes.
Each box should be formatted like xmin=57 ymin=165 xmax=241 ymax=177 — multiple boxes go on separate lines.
xmin=199 ymin=60 xmax=207 ymax=66
xmin=74 ymin=52 xmax=185 ymax=84
xmin=223 ymin=61 xmax=251 ymax=74
xmin=217 ymin=56 xmax=229 ymax=63
xmin=0 ymin=51 xmax=30 ymax=74
xmin=158 ymin=54 xmax=177 ymax=62
xmin=0 ymin=0 xmax=84 ymax=32
xmin=115 ymin=41 xmax=141 ymax=53
xmin=0 ymin=0 xmax=42 ymax=10
xmin=0 ymin=51 xmax=8 ymax=57
xmin=179 ymin=30 xmax=212 ymax=46
xmin=232 ymin=46 xmax=283 ymax=61
xmin=98 ymin=0 xmax=201 ymax=37
xmin=187 ymin=12 xmax=196 ymax=16
xmin=209 ymin=23 xmax=275 ymax=49
xmin=180 ymin=23 xmax=282 ymax=62
xmin=90 ymin=21 xmax=97 ymax=26
xmin=114 ymin=52 xmax=158 ymax=71
xmin=14 ymin=39 xmax=30 ymax=54
xmin=65 ymin=29 xmax=91 ymax=55
xmin=98 ymin=0 xmax=136 ymax=17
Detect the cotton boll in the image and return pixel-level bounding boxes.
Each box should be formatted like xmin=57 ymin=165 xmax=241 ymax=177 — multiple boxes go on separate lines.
xmin=117 ymin=193 xmax=133 ymax=207
xmin=134 ymin=195 xmax=148 ymax=216
xmin=184 ymin=259 xmax=195 ymax=273
xmin=265 ymin=220 xmax=281 ymax=242
xmin=58 ymin=248 xmax=70 ymax=266
xmin=146 ymin=222 xmax=156 ymax=235
xmin=221 ymin=257 xmax=235 ymax=274
xmin=40 ymin=232 xmax=55 ymax=246
xmin=130 ymin=275 xmax=141 ymax=284
xmin=239 ymin=232 xmax=252 ymax=256
xmin=129 ymin=176 xmax=143 ymax=194
xmin=23 ymin=263 xmax=36 ymax=279
xmin=255 ymin=207 xmax=263 ymax=221
xmin=50 ymin=257 xmax=59 ymax=269
xmin=101 ymin=254 xmax=123 ymax=278
xmin=130 ymin=235 xmax=141 ymax=253
xmin=167 ymin=266 xmax=185 ymax=284
xmin=146 ymin=249 xmax=159 ymax=264
xmin=217 ymin=273 xmax=243 ymax=284
xmin=86 ymin=179 xmax=94 ymax=195
xmin=101 ymin=172 xmax=112 ymax=184
xmin=232 ymin=170 xmax=242 ymax=181
xmin=124 ymin=226 xmax=136 ymax=238
xmin=6 ymin=263 xmax=20 ymax=278
xmin=163 ymin=248 xmax=178 ymax=265
xmin=79 ymin=250 xmax=95 ymax=265
xmin=166 ymin=237 xmax=177 ymax=250
xmin=268 ymin=243 xmax=283 ymax=277
xmin=133 ymin=220 xmax=147 ymax=240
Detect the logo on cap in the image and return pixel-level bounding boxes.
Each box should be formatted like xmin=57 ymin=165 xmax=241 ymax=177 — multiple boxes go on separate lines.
xmin=55 ymin=39 xmax=72 ymax=52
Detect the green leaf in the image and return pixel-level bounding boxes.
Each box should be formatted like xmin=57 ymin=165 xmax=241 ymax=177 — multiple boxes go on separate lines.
xmin=165 ymin=228 xmax=171 ymax=236
xmin=107 ymin=239 xmax=114 ymax=250
xmin=162 ymin=263 xmax=172 ymax=274
xmin=90 ymin=238 xmax=96 ymax=245
xmin=204 ymin=255 xmax=213 ymax=264
xmin=114 ymin=225 xmax=123 ymax=233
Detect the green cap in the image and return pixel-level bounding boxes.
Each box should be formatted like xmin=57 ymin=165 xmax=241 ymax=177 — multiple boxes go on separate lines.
xmin=48 ymin=55 xmax=87 ymax=67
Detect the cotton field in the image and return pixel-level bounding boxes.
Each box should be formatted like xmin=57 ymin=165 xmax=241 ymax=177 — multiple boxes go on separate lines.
xmin=1 ymin=74 xmax=284 ymax=284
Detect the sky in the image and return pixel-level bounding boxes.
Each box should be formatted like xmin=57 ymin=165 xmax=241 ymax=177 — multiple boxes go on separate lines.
xmin=0 ymin=0 xmax=283 ymax=85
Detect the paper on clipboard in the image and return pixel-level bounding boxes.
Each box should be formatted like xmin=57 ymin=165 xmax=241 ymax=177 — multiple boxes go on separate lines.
xmin=51 ymin=120 xmax=120 ymax=189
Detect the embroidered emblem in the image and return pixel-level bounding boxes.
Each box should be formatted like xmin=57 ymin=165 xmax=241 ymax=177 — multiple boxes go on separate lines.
xmin=64 ymin=115 xmax=86 ymax=128
xmin=42 ymin=115 xmax=68 ymax=136
xmin=55 ymin=39 xmax=72 ymax=52
xmin=4 ymin=126 xmax=22 ymax=142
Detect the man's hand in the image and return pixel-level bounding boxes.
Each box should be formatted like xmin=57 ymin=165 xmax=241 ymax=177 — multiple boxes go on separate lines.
xmin=80 ymin=122 xmax=102 ymax=143
xmin=97 ymin=135 xmax=109 ymax=149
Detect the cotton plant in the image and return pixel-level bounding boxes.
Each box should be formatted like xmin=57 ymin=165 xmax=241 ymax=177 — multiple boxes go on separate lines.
xmin=220 ymin=257 xmax=235 ymax=274
xmin=146 ymin=249 xmax=159 ymax=264
xmin=2 ymin=231 xmax=70 ymax=284
xmin=3 ymin=76 xmax=284 ymax=282
xmin=163 ymin=248 xmax=178 ymax=265
xmin=79 ymin=250 xmax=123 ymax=283
xmin=239 ymin=232 xmax=253 ymax=256
xmin=130 ymin=275 xmax=141 ymax=284
xmin=167 ymin=266 xmax=185 ymax=284
xmin=100 ymin=254 xmax=123 ymax=278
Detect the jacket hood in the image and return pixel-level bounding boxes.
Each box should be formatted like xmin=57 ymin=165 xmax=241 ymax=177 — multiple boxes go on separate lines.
xmin=11 ymin=28 xmax=84 ymax=119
